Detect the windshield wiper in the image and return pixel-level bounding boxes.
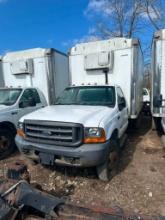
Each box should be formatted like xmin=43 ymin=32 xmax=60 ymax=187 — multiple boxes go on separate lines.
xmin=54 ymin=102 xmax=78 ymax=105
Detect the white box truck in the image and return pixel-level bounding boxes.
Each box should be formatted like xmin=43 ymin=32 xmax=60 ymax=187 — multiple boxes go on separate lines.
xmin=151 ymin=30 xmax=165 ymax=145
xmin=16 ymin=38 xmax=144 ymax=181
xmin=0 ymin=48 xmax=69 ymax=159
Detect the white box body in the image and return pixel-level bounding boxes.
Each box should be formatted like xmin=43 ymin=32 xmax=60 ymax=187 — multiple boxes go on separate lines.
xmin=69 ymin=38 xmax=144 ymax=119
xmin=1 ymin=48 xmax=69 ymax=105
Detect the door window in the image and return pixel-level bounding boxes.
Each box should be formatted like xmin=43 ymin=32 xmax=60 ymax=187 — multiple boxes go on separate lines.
xmin=116 ymin=87 xmax=126 ymax=109
xmin=19 ymin=89 xmax=41 ymax=107
xmin=117 ymin=87 xmax=124 ymax=101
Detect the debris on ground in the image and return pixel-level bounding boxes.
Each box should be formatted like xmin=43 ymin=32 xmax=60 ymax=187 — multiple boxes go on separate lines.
xmin=0 ymin=161 xmax=163 ymax=220
xmin=0 ymin=116 xmax=165 ymax=216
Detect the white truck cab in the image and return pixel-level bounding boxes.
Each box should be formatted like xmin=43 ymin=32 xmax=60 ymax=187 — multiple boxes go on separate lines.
xmin=0 ymin=48 xmax=69 ymax=159
xmin=16 ymin=38 xmax=143 ymax=181
xmin=143 ymin=88 xmax=150 ymax=103
xmin=0 ymin=87 xmax=47 ymax=159
xmin=142 ymin=88 xmax=151 ymax=114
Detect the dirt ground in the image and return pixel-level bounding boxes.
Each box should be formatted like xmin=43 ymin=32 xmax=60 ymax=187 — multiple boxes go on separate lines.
xmin=0 ymin=115 xmax=165 ymax=216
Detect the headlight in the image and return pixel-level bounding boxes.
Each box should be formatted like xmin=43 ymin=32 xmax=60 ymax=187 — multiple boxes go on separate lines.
xmin=17 ymin=122 xmax=25 ymax=138
xmin=84 ymin=127 xmax=106 ymax=143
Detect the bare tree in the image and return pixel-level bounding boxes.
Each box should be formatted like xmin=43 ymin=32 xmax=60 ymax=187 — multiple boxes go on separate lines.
xmin=85 ymin=0 xmax=165 ymax=64
xmin=86 ymin=0 xmax=164 ymax=38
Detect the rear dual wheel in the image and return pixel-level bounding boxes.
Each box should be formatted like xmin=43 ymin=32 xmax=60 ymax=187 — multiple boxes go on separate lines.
xmin=0 ymin=128 xmax=15 ymax=160
xmin=96 ymin=139 xmax=119 ymax=182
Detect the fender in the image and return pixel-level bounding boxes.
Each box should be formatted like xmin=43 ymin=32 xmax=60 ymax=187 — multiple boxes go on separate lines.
xmin=99 ymin=107 xmax=120 ymax=140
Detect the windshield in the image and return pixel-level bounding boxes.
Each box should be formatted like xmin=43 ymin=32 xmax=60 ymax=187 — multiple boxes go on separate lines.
xmin=55 ymin=86 xmax=116 ymax=107
xmin=0 ymin=89 xmax=22 ymax=106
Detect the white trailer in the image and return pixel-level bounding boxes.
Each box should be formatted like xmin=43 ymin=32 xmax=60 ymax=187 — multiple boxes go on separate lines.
xmin=151 ymin=30 xmax=165 ymax=145
xmin=69 ymin=38 xmax=144 ymax=119
xmin=0 ymin=48 xmax=69 ymax=159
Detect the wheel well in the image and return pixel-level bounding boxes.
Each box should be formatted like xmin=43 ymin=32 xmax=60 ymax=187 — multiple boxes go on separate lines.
xmin=111 ymin=129 xmax=119 ymax=140
xmin=0 ymin=122 xmax=17 ymax=135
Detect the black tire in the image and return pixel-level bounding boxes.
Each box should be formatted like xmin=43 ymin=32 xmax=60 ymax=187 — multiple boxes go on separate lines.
xmin=96 ymin=139 xmax=119 ymax=182
xmin=152 ymin=117 xmax=162 ymax=132
xmin=0 ymin=128 xmax=15 ymax=160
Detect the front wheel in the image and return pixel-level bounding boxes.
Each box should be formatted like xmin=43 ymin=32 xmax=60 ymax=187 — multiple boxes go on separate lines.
xmin=0 ymin=128 xmax=15 ymax=160
xmin=96 ymin=139 xmax=119 ymax=182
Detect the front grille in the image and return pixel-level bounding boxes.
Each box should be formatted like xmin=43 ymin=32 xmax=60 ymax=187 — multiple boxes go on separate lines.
xmin=24 ymin=120 xmax=83 ymax=147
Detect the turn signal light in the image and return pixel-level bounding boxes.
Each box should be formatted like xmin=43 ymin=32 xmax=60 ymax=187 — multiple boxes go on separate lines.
xmin=84 ymin=129 xmax=106 ymax=144
xmin=17 ymin=129 xmax=26 ymax=138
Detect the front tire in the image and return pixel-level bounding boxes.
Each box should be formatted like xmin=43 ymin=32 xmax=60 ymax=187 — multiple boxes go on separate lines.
xmin=0 ymin=128 xmax=15 ymax=160
xmin=96 ymin=139 xmax=119 ymax=182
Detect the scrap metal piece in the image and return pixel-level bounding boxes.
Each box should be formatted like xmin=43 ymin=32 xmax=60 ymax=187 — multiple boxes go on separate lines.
xmin=57 ymin=203 xmax=125 ymax=220
xmin=6 ymin=160 xmax=30 ymax=182
xmin=0 ymin=197 xmax=15 ymax=220
xmin=0 ymin=161 xmax=164 ymax=220
xmin=14 ymin=182 xmax=64 ymax=217
xmin=0 ymin=181 xmax=64 ymax=218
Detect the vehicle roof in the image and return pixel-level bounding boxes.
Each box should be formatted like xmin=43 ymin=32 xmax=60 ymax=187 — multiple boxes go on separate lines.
xmin=70 ymin=37 xmax=140 ymax=55
xmin=3 ymin=48 xmax=67 ymax=61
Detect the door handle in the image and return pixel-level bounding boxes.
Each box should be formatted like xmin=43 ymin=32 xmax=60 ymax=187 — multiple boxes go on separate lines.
xmin=118 ymin=116 xmax=120 ymax=120
xmin=11 ymin=111 xmax=18 ymax=115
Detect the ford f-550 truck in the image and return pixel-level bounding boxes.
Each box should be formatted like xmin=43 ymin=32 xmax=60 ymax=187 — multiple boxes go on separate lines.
xmin=0 ymin=48 xmax=69 ymax=159
xmin=16 ymin=38 xmax=144 ymax=181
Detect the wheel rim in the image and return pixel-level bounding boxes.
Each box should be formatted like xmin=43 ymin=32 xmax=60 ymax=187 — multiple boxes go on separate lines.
xmin=0 ymin=135 xmax=10 ymax=153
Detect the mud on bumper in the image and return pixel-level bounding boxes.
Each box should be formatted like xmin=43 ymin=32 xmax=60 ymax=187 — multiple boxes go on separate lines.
xmin=15 ymin=136 xmax=110 ymax=167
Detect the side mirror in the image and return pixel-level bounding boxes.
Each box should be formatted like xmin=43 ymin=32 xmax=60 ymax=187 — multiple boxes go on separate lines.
xmin=19 ymin=98 xmax=36 ymax=108
xmin=118 ymin=97 xmax=126 ymax=111
xmin=153 ymin=94 xmax=162 ymax=108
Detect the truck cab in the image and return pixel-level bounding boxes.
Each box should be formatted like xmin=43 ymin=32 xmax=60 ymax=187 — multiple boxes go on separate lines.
xmin=142 ymin=88 xmax=150 ymax=114
xmin=0 ymin=87 xmax=47 ymax=159
xmin=16 ymin=84 xmax=128 ymax=181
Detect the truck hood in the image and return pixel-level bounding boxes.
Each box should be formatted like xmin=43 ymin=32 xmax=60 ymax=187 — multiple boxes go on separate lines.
xmin=20 ymin=105 xmax=113 ymax=127
xmin=0 ymin=105 xmax=10 ymax=112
